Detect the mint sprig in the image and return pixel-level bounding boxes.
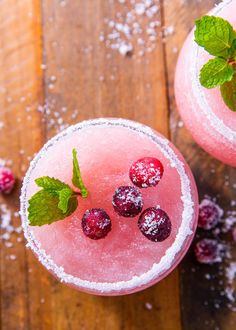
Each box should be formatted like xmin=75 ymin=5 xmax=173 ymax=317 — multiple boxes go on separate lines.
xmin=72 ymin=149 xmax=88 ymax=198
xmin=28 ymin=149 xmax=88 ymax=226
xmin=195 ymin=15 xmax=236 ymax=111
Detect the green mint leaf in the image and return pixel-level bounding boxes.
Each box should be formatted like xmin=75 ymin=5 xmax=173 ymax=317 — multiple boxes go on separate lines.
xmin=220 ymin=74 xmax=236 ymax=111
xmin=58 ymin=188 xmax=73 ymax=213
xmin=195 ymin=16 xmax=236 ymax=58
xmin=72 ymin=149 xmax=88 ymax=198
xmin=35 ymin=176 xmax=71 ymax=196
xmin=28 ymin=190 xmax=78 ymax=226
xmin=28 ymin=149 xmax=89 ymax=226
xmin=200 ymin=58 xmax=234 ymax=88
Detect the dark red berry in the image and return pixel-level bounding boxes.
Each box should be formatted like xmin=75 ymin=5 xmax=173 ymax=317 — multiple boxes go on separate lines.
xmin=81 ymin=208 xmax=111 ymax=240
xmin=112 ymin=186 xmax=143 ymax=217
xmin=198 ymin=199 xmax=223 ymax=230
xmin=138 ymin=207 xmax=171 ymax=242
xmin=0 ymin=168 xmax=15 ymax=194
xmin=129 ymin=157 xmax=164 ymax=188
xmin=194 ymin=239 xmax=223 ymax=264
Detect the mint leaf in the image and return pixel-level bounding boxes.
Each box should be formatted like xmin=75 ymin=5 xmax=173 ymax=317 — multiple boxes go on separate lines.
xmin=230 ymin=39 xmax=236 ymax=58
xmin=195 ymin=16 xmax=236 ymax=58
xmin=29 ymin=176 xmax=76 ymax=224
xmin=35 ymin=176 xmax=70 ymax=196
xmin=28 ymin=149 xmax=89 ymax=226
xmin=220 ymin=74 xmax=236 ymax=111
xmin=200 ymin=58 xmax=234 ymax=88
xmin=72 ymin=149 xmax=88 ymax=198
xmin=58 ymin=188 xmax=73 ymax=213
xmin=28 ymin=190 xmax=77 ymax=226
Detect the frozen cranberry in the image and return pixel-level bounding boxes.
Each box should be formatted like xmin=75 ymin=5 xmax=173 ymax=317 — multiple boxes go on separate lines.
xmin=194 ymin=239 xmax=223 ymax=264
xmin=129 ymin=157 xmax=164 ymax=188
xmin=0 ymin=168 xmax=15 ymax=194
xmin=112 ymin=186 xmax=143 ymax=217
xmin=138 ymin=207 xmax=171 ymax=242
xmin=81 ymin=208 xmax=111 ymax=240
xmin=198 ymin=199 xmax=223 ymax=230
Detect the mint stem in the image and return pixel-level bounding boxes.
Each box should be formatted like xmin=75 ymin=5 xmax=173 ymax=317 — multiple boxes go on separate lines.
xmin=79 ymin=186 xmax=88 ymax=198
xmin=72 ymin=149 xmax=89 ymax=198
xmin=228 ymin=59 xmax=236 ymax=65
xmin=73 ymin=192 xmax=82 ymax=197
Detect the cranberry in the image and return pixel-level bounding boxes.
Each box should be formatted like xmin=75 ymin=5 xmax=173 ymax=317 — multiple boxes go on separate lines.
xmin=194 ymin=239 xmax=223 ymax=264
xmin=0 ymin=168 xmax=15 ymax=194
xmin=198 ymin=199 xmax=223 ymax=230
xmin=112 ymin=186 xmax=143 ymax=217
xmin=138 ymin=207 xmax=171 ymax=242
xmin=129 ymin=157 xmax=164 ymax=188
xmin=81 ymin=208 xmax=111 ymax=240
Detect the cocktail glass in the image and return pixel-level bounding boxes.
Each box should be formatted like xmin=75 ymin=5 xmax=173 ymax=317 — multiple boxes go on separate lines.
xmin=20 ymin=118 xmax=198 ymax=295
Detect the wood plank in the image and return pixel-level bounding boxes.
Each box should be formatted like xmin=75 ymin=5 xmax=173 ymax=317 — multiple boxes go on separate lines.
xmin=41 ymin=1 xmax=169 ymax=137
xmin=39 ymin=0 xmax=181 ymax=329
xmin=0 ymin=1 xmax=54 ymax=329
xmin=163 ymin=0 xmax=236 ymax=329
xmin=3 ymin=0 xmax=235 ymax=329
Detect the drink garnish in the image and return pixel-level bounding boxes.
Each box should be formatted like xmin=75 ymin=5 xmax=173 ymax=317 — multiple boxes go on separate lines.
xmin=129 ymin=157 xmax=164 ymax=188
xmin=28 ymin=150 xmax=171 ymax=243
xmin=112 ymin=186 xmax=143 ymax=217
xmin=28 ymin=149 xmax=88 ymax=226
xmin=81 ymin=208 xmax=111 ymax=240
xmin=195 ymin=16 xmax=236 ymax=111
xmin=138 ymin=207 xmax=171 ymax=242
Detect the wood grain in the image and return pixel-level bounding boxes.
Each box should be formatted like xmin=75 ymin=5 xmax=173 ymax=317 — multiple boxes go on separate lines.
xmin=0 ymin=1 xmax=46 ymax=329
xmin=0 ymin=0 xmax=235 ymax=329
xmin=39 ymin=1 xmax=180 ymax=329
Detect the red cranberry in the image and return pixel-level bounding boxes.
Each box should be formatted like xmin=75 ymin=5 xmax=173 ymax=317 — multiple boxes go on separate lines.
xmin=138 ymin=207 xmax=171 ymax=242
xmin=194 ymin=239 xmax=223 ymax=264
xmin=112 ymin=186 xmax=143 ymax=217
xmin=0 ymin=168 xmax=15 ymax=194
xmin=81 ymin=208 xmax=111 ymax=240
xmin=129 ymin=157 xmax=164 ymax=188
xmin=198 ymin=199 xmax=223 ymax=230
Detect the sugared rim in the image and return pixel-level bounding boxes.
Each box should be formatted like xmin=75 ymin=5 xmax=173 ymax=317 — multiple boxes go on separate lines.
xmin=20 ymin=118 xmax=196 ymax=293
xmin=190 ymin=0 xmax=236 ymax=143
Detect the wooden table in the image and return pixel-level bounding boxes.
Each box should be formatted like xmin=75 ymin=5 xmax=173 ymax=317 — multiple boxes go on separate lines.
xmin=0 ymin=0 xmax=235 ymax=329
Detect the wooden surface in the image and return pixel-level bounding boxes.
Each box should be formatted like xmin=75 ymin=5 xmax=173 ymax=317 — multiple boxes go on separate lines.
xmin=0 ymin=0 xmax=235 ymax=329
